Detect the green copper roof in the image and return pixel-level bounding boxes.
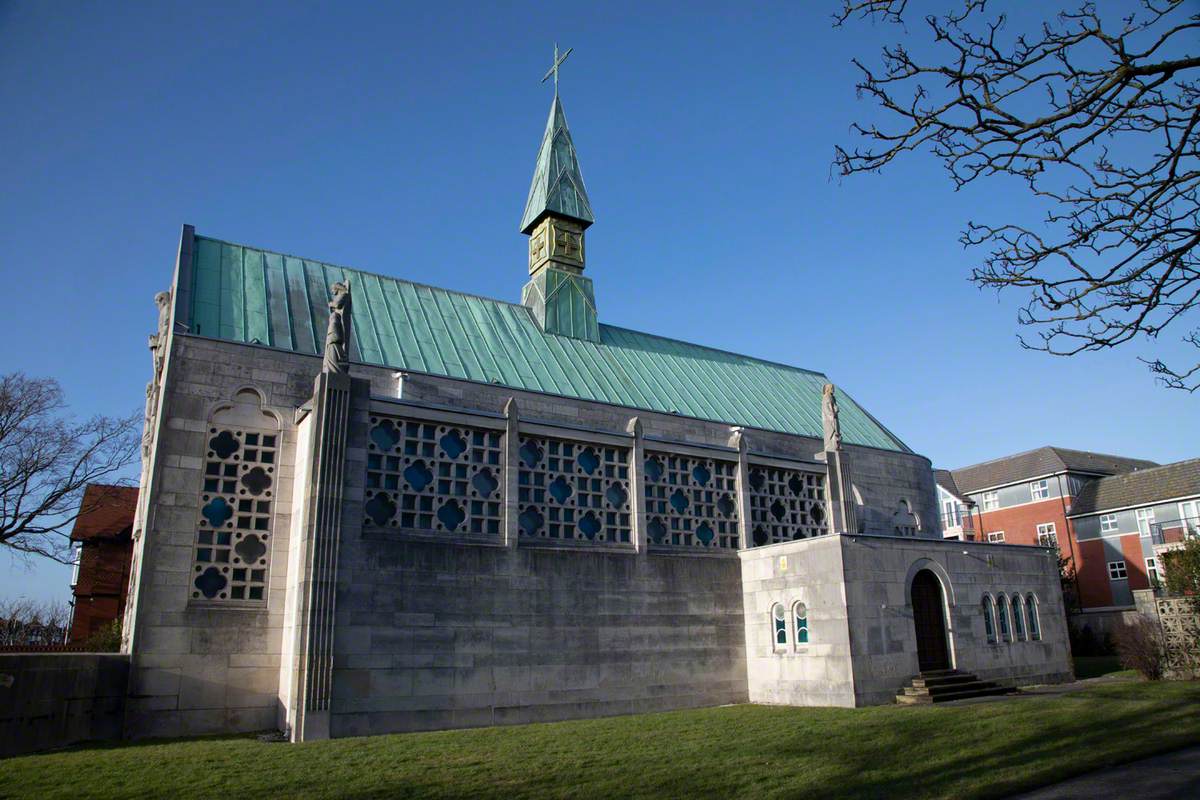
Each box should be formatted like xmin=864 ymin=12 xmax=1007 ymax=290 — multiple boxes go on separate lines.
xmin=520 ymin=95 xmax=594 ymax=234
xmin=184 ymin=235 xmax=910 ymax=453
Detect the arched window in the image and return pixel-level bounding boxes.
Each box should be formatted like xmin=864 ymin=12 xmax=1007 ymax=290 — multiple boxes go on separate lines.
xmin=793 ymin=602 xmax=809 ymax=646
xmin=1011 ymin=594 xmax=1026 ymax=641
xmin=1026 ymin=594 xmax=1041 ymax=641
xmin=772 ymin=604 xmax=788 ymax=649
xmin=982 ymin=595 xmax=996 ymax=644
xmin=997 ymin=595 xmax=1012 ymax=643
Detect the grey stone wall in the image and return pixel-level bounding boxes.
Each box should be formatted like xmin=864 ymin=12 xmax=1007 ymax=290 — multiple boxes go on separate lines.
xmin=0 ymin=654 xmax=129 ymax=757
xmin=123 ymin=331 xmax=963 ymax=740
xmin=329 ymin=539 xmax=748 ymax=736
xmin=739 ymin=537 xmax=857 ymax=707
xmin=740 ymin=534 xmax=1073 ymax=707
xmin=124 ymin=336 xmax=323 ymax=739
xmin=841 ymin=535 xmax=1073 ymax=704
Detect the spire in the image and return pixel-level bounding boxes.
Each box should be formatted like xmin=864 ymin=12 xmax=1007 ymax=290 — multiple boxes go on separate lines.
xmin=519 ymin=94 xmax=594 ymax=234
xmin=520 ymin=45 xmax=600 ymax=343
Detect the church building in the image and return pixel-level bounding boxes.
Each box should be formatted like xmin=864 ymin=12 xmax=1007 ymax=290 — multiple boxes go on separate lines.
xmin=123 ymin=62 xmax=1072 ymax=741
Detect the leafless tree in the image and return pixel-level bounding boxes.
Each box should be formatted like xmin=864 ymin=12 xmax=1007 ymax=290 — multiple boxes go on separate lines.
xmin=834 ymin=1 xmax=1200 ymax=390
xmin=0 ymin=597 xmax=71 ymax=647
xmin=0 ymin=373 xmax=139 ymax=562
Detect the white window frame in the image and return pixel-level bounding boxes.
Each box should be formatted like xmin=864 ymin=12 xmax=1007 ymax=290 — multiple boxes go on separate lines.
xmin=1036 ymin=522 xmax=1057 ymax=548
xmin=1135 ymin=508 xmax=1155 ymax=537
xmin=1099 ymin=513 xmax=1119 ymax=533
xmin=1031 ymin=479 xmax=1049 ymax=500
xmin=793 ymin=601 xmax=809 ymax=649
xmin=1146 ymin=557 xmax=1160 ymax=585
xmin=982 ymin=491 xmax=1000 ymax=512
xmin=987 ymin=530 xmax=1006 ymax=543
xmin=1107 ymin=560 xmax=1127 ymax=580
xmin=772 ymin=603 xmax=788 ymax=651
xmin=1180 ymin=500 xmax=1200 ymax=536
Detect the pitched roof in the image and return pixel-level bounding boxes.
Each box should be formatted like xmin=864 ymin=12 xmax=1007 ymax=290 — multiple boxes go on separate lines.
xmin=182 ymin=234 xmax=911 ymax=452
xmin=1069 ymin=459 xmax=1200 ymax=517
xmin=934 ymin=469 xmax=971 ymax=504
xmin=949 ymin=446 xmax=1158 ymax=495
xmin=71 ymin=484 xmax=138 ymax=542
xmin=519 ymin=95 xmax=594 ymax=233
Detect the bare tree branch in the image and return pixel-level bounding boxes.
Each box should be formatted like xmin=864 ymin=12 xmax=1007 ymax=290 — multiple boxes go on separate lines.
xmin=834 ymin=1 xmax=1200 ymax=390
xmin=0 ymin=373 xmax=139 ymax=562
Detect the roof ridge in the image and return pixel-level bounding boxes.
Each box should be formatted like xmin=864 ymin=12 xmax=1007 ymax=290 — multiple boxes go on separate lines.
xmin=1089 ymin=457 xmax=1200 ymax=482
xmin=951 ymin=445 xmax=1053 ymax=473
xmin=194 ymin=235 xmax=832 ymax=381
xmin=1047 ymin=445 xmax=1157 ymax=465
xmin=194 ymin=234 xmax=539 ymax=313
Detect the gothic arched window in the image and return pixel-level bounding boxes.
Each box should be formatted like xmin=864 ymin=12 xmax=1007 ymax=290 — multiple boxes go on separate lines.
xmin=793 ymin=602 xmax=809 ymax=646
xmin=1026 ymin=594 xmax=1041 ymax=641
xmin=997 ymin=595 xmax=1012 ymax=643
xmin=982 ymin=595 xmax=997 ymax=644
xmin=772 ymin=603 xmax=788 ymax=649
xmin=1012 ymin=593 xmax=1027 ymax=641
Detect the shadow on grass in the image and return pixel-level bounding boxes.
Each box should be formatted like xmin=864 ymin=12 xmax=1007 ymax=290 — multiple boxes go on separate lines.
xmin=3 ymin=683 xmax=1199 ymax=800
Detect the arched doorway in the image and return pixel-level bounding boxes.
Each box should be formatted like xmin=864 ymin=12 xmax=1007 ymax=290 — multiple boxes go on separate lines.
xmin=911 ymin=569 xmax=950 ymax=672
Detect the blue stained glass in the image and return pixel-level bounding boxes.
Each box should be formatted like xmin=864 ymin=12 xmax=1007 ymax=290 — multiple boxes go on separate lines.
xmin=201 ymin=497 xmax=233 ymax=528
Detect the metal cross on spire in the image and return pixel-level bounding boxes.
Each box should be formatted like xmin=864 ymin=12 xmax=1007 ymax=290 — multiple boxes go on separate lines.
xmin=541 ymin=43 xmax=573 ymax=95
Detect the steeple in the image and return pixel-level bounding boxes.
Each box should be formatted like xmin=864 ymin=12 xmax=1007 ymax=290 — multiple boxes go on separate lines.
xmin=519 ymin=94 xmax=595 ymax=236
xmin=520 ymin=45 xmax=600 ymax=342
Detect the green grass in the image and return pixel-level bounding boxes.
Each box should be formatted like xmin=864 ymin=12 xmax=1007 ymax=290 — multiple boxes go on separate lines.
xmin=1073 ymin=655 xmax=1133 ymax=680
xmin=2 ymin=681 xmax=1199 ymax=800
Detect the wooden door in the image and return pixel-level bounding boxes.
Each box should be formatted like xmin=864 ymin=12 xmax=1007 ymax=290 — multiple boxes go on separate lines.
xmin=912 ymin=570 xmax=950 ymax=672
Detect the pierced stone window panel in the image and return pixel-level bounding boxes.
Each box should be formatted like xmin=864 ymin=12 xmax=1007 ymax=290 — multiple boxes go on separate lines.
xmin=517 ymin=435 xmax=632 ymax=544
xmin=747 ymin=465 xmax=828 ymax=547
xmin=643 ymin=451 xmax=739 ymax=549
xmin=364 ymin=416 xmax=503 ymax=538
xmin=192 ymin=428 xmax=278 ymax=603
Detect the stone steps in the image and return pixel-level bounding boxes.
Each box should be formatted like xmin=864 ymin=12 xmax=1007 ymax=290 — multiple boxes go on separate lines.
xmin=895 ymin=670 xmax=1012 ymax=705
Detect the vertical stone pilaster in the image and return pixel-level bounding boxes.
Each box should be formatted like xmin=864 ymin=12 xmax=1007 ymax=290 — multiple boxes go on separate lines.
xmin=627 ymin=417 xmax=647 ymax=553
xmin=825 ymin=450 xmax=858 ymax=535
xmin=731 ymin=428 xmax=751 ymax=550
xmin=503 ymin=397 xmax=521 ymax=549
xmin=288 ymin=371 xmax=362 ymax=742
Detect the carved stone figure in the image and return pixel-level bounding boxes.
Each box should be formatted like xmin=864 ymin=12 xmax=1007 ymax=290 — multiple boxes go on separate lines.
xmin=154 ymin=290 xmax=172 ymax=338
xmin=323 ymin=281 xmax=352 ymax=373
xmin=822 ymin=383 xmax=842 ymax=452
xmin=142 ymin=382 xmax=156 ymax=460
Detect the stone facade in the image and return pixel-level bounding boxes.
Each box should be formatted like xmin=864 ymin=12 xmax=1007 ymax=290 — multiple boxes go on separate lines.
xmin=119 ymin=317 xmax=1073 ymax=742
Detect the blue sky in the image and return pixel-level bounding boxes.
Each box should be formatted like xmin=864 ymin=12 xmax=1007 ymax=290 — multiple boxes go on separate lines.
xmin=2 ymin=1 xmax=1195 ymax=603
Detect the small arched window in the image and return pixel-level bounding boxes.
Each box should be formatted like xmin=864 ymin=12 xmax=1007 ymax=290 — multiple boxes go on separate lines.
xmin=794 ymin=602 xmax=809 ymax=646
xmin=997 ymin=595 xmax=1012 ymax=643
xmin=1011 ymin=594 xmax=1026 ymax=641
xmin=772 ymin=603 xmax=788 ymax=649
xmin=1026 ymin=594 xmax=1041 ymax=640
xmin=982 ymin=595 xmax=996 ymax=644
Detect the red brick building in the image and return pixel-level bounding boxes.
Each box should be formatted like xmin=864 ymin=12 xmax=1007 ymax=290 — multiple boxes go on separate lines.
xmin=935 ymin=447 xmax=1160 ymax=613
xmin=68 ymin=484 xmax=138 ymax=643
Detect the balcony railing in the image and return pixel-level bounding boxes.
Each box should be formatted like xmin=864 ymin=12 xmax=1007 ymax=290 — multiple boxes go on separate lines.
xmin=1150 ymin=516 xmax=1200 ymax=546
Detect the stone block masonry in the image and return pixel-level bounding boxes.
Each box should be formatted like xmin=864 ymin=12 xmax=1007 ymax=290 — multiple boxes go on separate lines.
xmin=0 ymin=654 xmax=129 ymax=757
xmin=329 ymin=539 xmax=748 ymax=735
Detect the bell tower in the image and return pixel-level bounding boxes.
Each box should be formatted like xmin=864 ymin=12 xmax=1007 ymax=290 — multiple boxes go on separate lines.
xmin=519 ymin=45 xmax=600 ymax=342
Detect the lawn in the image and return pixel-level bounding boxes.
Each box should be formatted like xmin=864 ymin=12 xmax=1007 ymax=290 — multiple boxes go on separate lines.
xmin=2 ymin=681 xmax=1199 ymax=800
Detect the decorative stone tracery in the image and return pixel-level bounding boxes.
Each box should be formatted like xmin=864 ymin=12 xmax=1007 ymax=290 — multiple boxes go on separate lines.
xmin=747 ymin=465 xmax=828 ymax=546
xmin=643 ymin=451 xmax=739 ymax=549
xmin=517 ymin=435 xmax=631 ymax=544
xmin=364 ymin=416 xmax=503 ymax=538
xmin=191 ymin=426 xmax=277 ymax=602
